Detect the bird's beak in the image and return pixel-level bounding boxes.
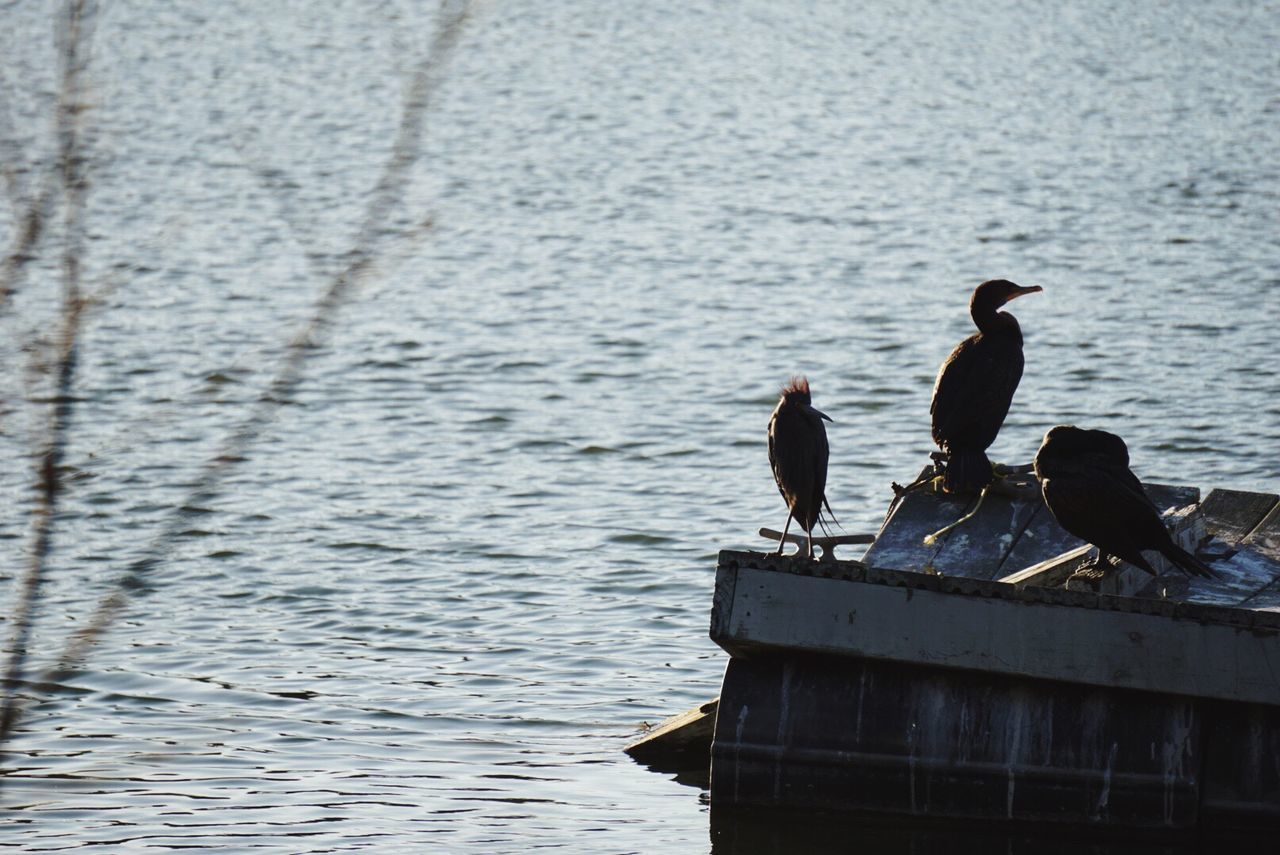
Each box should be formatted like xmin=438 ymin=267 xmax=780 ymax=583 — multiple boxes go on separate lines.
xmin=810 ymin=406 xmax=833 ymax=423
xmin=1005 ymin=284 xmax=1043 ymax=302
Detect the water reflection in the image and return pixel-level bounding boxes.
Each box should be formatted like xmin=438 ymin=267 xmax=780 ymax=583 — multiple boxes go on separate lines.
xmin=710 ymin=807 xmax=1230 ymax=855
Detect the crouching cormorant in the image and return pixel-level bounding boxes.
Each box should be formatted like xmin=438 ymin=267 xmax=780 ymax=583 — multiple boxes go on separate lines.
xmin=1033 ymin=425 xmax=1216 ymax=579
xmin=931 ymin=279 xmax=1042 ymax=493
xmin=768 ymin=377 xmax=833 ymax=560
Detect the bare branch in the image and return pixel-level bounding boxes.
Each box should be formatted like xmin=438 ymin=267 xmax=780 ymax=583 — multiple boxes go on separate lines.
xmin=0 ymin=0 xmax=98 ymax=315
xmin=0 ymin=0 xmax=96 ymax=753
xmin=0 ymin=298 xmax=83 ymax=746
xmin=53 ymin=0 xmax=472 ymax=685
xmin=0 ymin=174 xmax=58 ymax=315
xmin=0 ymin=70 xmax=29 ymax=214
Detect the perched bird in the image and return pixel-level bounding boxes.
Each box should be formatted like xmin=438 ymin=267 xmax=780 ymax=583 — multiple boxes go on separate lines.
xmin=768 ymin=377 xmax=833 ymax=559
xmin=1033 ymin=425 xmax=1216 ymax=579
xmin=931 ymin=279 xmax=1042 ymax=493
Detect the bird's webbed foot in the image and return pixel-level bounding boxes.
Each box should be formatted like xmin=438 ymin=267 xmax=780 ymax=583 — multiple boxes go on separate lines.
xmin=1067 ymin=551 xmax=1115 ymax=585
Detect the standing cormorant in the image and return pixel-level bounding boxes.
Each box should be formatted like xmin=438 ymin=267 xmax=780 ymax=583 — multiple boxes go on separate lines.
xmin=930 ymin=279 xmax=1042 ymax=493
xmin=768 ymin=377 xmax=833 ymax=560
xmin=1033 ymin=425 xmax=1216 ymax=579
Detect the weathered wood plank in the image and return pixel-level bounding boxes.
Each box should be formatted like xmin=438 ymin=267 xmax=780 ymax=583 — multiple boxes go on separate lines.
xmin=713 ymin=554 xmax=1280 ymax=706
xmin=1154 ymin=537 xmax=1280 ymax=609
xmin=624 ymin=698 xmax=717 ymax=771
xmin=1203 ymin=545 xmax=1280 ymax=610
xmin=1198 ymin=488 xmax=1279 ymax=545
xmin=1246 ymin=502 xmax=1280 ymax=561
xmin=861 ymin=478 xmax=966 ymax=574
xmin=1000 ymin=543 xmax=1096 ymax=589
xmin=925 ymin=489 xmax=1040 ymax=580
xmin=1240 ymin=585 xmax=1280 ymax=612
xmin=863 ymin=476 xmax=1039 ymax=579
xmin=1143 ymin=483 xmax=1204 ymax=514
xmin=996 ymin=504 xmax=1087 ymax=579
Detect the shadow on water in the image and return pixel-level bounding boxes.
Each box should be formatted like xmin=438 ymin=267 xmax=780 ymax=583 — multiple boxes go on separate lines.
xmin=634 ymin=752 xmax=1239 ymax=854
xmin=709 ymin=807 xmax=1259 ymax=855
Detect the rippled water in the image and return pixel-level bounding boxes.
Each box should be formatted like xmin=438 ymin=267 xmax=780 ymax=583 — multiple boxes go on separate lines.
xmin=1 ymin=0 xmax=1277 ymax=851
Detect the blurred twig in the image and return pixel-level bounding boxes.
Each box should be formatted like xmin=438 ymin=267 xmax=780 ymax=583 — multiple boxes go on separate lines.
xmin=0 ymin=174 xmax=58 ymax=315
xmin=238 ymin=150 xmax=437 ymax=284
xmin=0 ymin=0 xmax=473 ymax=768
xmin=0 ymin=76 xmax=27 ymax=214
xmin=0 ymin=0 xmax=93 ymax=316
xmin=0 ymin=0 xmax=96 ymax=750
xmin=52 ymin=0 xmax=472 ymax=687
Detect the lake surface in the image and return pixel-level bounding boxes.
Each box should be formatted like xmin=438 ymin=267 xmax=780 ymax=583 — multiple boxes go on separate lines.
xmin=1 ymin=0 xmax=1277 ymax=851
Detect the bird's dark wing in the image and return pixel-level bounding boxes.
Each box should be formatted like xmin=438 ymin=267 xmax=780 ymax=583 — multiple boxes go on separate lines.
xmin=1075 ymin=453 xmax=1159 ymax=515
xmin=928 ymin=335 xmax=976 ymax=429
xmin=930 ymin=333 xmax=1024 ymax=451
xmin=767 ymin=409 xmax=786 ymax=501
xmin=769 ymin=408 xmax=815 ymax=499
xmin=1042 ymin=464 xmax=1166 ymax=567
xmin=1042 ymin=472 xmax=1134 ymax=555
xmin=1113 ymin=464 xmax=1160 ymax=514
xmin=768 ymin=406 xmax=825 ymax=531
xmin=811 ymin=411 xmax=830 ymax=531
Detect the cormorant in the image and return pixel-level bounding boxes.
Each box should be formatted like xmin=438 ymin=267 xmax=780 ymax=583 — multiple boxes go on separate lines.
xmin=1033 ymin=425 xmax=1216 ymax=579
xmin=931 ymin=279 xmax=1042 ymax=493
xmin=768 ymin=377 xmax=833 ymax=560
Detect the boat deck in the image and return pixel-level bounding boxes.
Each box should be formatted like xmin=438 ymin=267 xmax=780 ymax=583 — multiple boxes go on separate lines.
xmin=706 ymin=476 xmax=1280 ymax=829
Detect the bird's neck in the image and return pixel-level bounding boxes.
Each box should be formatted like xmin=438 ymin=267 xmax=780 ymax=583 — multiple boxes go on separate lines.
xmin=973 ymin=307 xmax=1021 ymax=337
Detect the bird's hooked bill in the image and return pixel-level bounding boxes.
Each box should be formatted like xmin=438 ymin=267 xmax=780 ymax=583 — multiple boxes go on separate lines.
xmin=810 ymin=406 xmax=833 ymax=422
xmin=1007 ymin=284 xmax=1043 ymax=301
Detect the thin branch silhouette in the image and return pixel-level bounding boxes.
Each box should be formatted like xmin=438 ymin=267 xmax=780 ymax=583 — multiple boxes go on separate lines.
xmin=0 ymin=0 xmax=92 ymax=318
xmin=0 ymin=0 xmax=473 ymax=760
xmin=0 ymin=0 xmax=96 ymax=750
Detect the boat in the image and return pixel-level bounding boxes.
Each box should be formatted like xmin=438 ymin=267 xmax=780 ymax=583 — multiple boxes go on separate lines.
xmin=630 ymin=473 xmax=1280 ymax=835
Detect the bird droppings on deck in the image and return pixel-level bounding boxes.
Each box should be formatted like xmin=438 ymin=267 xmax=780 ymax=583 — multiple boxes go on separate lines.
xmin=1096 ymin=741 xmax=1118 ymax=818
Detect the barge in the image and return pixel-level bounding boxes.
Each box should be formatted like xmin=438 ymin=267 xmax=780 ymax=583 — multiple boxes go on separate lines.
xmin=630 ymin=476 xmax=1280 ymax=836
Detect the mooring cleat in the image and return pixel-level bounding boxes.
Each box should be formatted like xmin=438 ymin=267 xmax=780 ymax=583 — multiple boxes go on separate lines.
xmin=758 ymin=528 xmax=875 ymax=562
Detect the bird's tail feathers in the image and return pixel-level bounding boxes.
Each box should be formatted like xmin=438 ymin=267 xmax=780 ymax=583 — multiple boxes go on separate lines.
xmin=815 ymin=495 xmax=840 ymax=537
xmin=942 ymin=449 xmax=992 ymax=494
xmin=1163 ymin=543 xmax=1218 ymax=580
